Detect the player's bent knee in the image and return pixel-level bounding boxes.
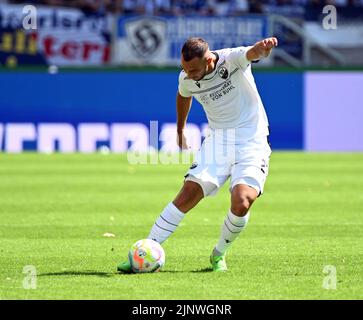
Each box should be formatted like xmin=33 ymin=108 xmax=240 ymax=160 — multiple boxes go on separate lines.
xmin=173 ymin=181 xmax=204 ymax=213
xmin=231 ymin=188 xmax=257 ymax=216
xmin=182 ymin=181 xmax=204 ymax=198
xmin=231 ymin=197 xmax=252 ymax=216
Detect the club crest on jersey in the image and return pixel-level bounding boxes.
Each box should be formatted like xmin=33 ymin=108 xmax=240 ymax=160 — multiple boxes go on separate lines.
xmin=218 ymin=66 xmax=228 ymax=79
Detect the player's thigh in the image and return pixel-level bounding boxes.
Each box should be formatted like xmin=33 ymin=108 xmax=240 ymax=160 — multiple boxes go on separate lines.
xmin=184 ymin=134 xmax=230 ymax=198
xmin=231 ymin=137 xmax=271 ymax=196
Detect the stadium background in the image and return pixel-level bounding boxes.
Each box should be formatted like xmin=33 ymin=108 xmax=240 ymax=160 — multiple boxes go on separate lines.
xmin=0 ymin=0 xmax=362 ymax=153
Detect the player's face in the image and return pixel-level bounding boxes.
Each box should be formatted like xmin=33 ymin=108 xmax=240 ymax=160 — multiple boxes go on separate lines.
xmin=181 ymin=56 xmax=208 ymax=81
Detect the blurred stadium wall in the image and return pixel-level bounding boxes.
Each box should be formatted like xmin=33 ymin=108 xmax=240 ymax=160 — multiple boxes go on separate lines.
xmin=0 ymin=2 xmax=362 ymax=152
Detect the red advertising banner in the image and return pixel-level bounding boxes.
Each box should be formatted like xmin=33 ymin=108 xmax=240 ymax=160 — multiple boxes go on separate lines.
xmin=0 ymin=4 xmax=112 ymax=66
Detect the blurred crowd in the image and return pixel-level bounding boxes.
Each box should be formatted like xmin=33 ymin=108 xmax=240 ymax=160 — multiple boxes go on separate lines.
xmin=3 ymin=0 xmax=363 ymax=16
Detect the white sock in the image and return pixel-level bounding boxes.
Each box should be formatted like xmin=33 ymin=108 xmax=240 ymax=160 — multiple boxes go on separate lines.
xmin=214 ymin=210 xmax=250 ymax=255
xmin=147 ymin=202 xmax=185 ymax=244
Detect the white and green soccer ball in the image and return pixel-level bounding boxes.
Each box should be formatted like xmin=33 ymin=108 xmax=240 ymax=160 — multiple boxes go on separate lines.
xmin=128 ymin=239 xmax=165 ymax=273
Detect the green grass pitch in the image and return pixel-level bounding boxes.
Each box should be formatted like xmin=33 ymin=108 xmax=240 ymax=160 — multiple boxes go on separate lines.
xmin=0 ymin=152 xmax=362 ymax=300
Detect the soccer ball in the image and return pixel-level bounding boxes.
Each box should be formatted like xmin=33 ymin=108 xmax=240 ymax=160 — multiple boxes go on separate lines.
xmin=128 ymin=239 xmax=165 ymax=273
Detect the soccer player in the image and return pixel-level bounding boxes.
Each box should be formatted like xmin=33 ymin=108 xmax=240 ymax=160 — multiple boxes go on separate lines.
xmin=118 ymin=36 xmax=277 ymax=272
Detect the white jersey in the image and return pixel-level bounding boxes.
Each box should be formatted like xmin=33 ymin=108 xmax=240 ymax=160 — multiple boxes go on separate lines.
xmin=178 ymin=46 xmax=269 ymax=142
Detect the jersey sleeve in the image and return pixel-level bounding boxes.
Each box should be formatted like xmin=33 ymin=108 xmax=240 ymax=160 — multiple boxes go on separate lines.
xmin=178 ymin=71 xmax=192 ymax=98
xmin=227 ymin=46 xmax=253 ymax=70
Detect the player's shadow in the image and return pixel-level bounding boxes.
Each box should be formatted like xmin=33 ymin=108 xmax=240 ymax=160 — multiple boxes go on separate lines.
xmin=191 ymin=267 xmax=213 ymax=273
xmin=163 ymin=268 xmax=213 ymax=273
xmin=38 ymin=270 xmax=115 ymax=278
xmin=39 ymin=268 xmax=213 ymax=277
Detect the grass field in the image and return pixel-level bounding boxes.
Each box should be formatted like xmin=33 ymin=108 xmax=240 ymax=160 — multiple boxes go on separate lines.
xmin=0 ymin=152 xmax=362 ymax=300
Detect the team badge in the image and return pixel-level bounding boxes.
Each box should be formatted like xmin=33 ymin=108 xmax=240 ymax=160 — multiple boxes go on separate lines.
xmin=125 ymin=18 xmax=166 ymax=58
xmin=218 ymin=66 xmax=228 ymax=79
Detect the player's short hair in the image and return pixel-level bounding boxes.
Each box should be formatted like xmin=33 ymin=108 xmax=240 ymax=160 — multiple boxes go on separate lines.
xmin=181 ymin=38 xmax=209 ymax=62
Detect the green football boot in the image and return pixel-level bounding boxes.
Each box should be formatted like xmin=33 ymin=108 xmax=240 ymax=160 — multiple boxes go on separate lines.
xmin=117 ymin=260 xmax=132 ymax=274
xmin=210 ymin=253 xmax=227 ymax=272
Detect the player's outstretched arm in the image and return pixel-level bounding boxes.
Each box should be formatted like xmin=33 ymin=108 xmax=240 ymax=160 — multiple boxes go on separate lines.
xmin=246 ymin=37 xmax=278 ymax=61
xmin=176 ymin=92 xmax=192 ymax=149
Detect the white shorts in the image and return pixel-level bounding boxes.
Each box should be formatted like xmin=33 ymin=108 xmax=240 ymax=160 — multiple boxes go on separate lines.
xmin=184 ymin=131 xmax=271 ymax=197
